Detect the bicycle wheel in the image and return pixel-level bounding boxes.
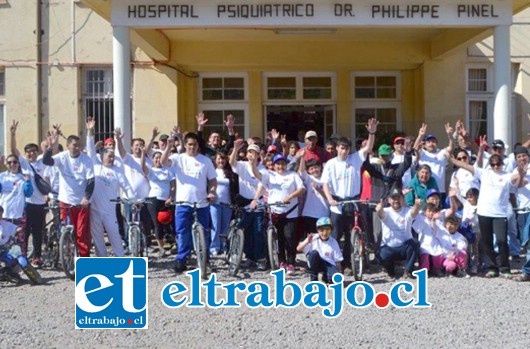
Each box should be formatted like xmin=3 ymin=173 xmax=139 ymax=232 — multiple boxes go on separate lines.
xmin=227 ymin=228 xmax=244 ymax=277
xmin=350 ymin=230 xmax=364 ymax=281
xmin=192 ymin=223 xmax=207 ymax=279
xmin=59 ymin=228 xmax=76 ymax=281
xmin=128 ymin=225 xmax=142 ymax=257
xmin=21 ymin=264 xmax=43 ymax=285
xmin=267 ymin=226 xmax=280 ymax=271
xmin=42 ymin=225 xmax=60 ymax=268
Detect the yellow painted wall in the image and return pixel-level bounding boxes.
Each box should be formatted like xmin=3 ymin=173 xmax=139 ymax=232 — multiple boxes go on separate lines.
xmin=132 ymin=64 xmax=178 ymax=140
xmin=423 ymin=51 xmax=467 ymax=141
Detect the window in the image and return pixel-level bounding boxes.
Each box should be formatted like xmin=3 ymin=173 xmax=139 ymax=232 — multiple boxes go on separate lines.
xmin=199 ymin=73 xmax=248 ymax=138
xmin=201 ymin=77 xmax=245 ymax=101
xmin=0 ymin=69 xmax=4 ymax=96
xmin=352 ymin=72 xmax=401 ymax=140
xmin=354 ymin=76 xmax=397 ymax=99
xmin=82 ymin=68 xmax=116 ymax=142
xmin=467 ymin=68 xmax=488 ymax=92
xmin=264 ymin=73 xmax=335 ymax=102
xmin=466 ymin=65 xmax=491 ymax=139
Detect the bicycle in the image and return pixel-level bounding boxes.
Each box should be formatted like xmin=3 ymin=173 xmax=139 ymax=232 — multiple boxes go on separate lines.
xmin=41 ymin=203 xmax=62 ymax=269
xmin=59 ymin=205 xmax=81 ymax=281
xmin=336 ymin=199 xmax=377 ymax=281
xmin=112 ymin=198 xmax=151 ymax=258
xmin=219 ymin=203 xmax=245 ymax=277
xmin=256 ymin=202 xmax=287 ymax=271
xmin=0 ymin=236 xmax=43 ymax=285
xmin=174 ymin=200 xmax=209 ymax=280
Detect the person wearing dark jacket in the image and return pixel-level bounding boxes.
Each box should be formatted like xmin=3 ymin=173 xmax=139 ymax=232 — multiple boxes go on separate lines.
xmin=195 ymin=112 xmax=236 ymax=158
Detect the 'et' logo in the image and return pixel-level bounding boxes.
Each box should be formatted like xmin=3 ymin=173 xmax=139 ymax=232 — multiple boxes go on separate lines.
xmin=75 ymin=258 xmax=148 ymax=329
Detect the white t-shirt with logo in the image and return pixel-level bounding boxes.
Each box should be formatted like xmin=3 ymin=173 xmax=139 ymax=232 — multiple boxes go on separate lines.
xmin=321 ymin=151 xmax=366 ymax=215
xmin=303 ymin=235 xmax=344 ymax=265
xmin=412 ymin=214 xmax=446 ymax=256
xmin=51 ymin=151 xmax=95 ymax=205
xmin=232 ymin=161 xmax=261 ymax=200
xmin=475 ymin=167 xmax=514 ymax=217
xmin=147 ymin=166 xmax=176 ymax=201
xmin=300 ymin=172 xmax=329 ymax=219
xmin=450 ymin=168 xmax=480 ymax=198
xmin=92 ymin=164 xmax=133 ymax=214
xmin=261 ymin=171 xmax=304 ymax=219
xmin=170 ymin=153 xmax=216 ymax=208
xmin=380 ymin=207 xmax=414 ymax=248
xmin=19 ymin=156 xmax=48 ymax=205
xmin=0 ymin=172 xmax=29 ymax=219
xmin=215 ymin=168 xmax=231 ymax=205
xmin=122 ymin=154 xmax=151 ymax=200
xmin=419 ymin=149 xmax=448 ymax=193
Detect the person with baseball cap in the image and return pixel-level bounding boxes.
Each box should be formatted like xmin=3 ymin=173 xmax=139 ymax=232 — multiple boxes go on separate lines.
xmin=413 ymin=122 xmax=455 ymax=205
xmin=230 ymin=139 xmax=268 ymax=270
xmin=297 ymin=217 xmax=343 ymax=283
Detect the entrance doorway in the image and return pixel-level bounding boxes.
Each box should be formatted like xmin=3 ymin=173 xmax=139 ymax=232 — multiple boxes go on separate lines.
xmin=264 ymin=105 xmax=335 ymax=147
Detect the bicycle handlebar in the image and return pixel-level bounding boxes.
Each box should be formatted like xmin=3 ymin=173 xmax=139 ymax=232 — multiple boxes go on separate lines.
xmin=172 ymin=199 xmax=210 ymax=207
xmin=514 ymin=207 xmax=530 ymax=214
xmin=110 ymin=198 xmax=153 ymax=205
xmin=255 ymin=201 xmax=288 ymax=210
xmin=335 ymin=199 xmax=378 ymax=206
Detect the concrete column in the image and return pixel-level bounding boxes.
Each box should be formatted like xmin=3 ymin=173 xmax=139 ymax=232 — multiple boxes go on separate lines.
xmin=112 ymin=26 xmax=131 ymax=148
xmin=493 ymin=25 xmax=511 ymax=147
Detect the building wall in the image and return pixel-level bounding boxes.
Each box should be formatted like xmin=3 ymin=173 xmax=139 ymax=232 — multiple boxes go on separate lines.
xmin=2 ymin=0 xmax=530 ymax=150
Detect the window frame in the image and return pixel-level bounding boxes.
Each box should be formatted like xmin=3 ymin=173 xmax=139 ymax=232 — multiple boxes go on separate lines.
xmin=351 ymin=71 xmax=401 ymax=140
xmin=198 ymin=73 xmax=248 ymax=103
xmin=263 ymin=72 xmax=336 ymax=104
xmin=0 ymin=68 xmax=5 ymax=98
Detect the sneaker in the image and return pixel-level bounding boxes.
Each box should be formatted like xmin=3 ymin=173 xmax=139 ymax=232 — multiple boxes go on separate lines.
xmin=343 ymin=267 xmax=353 ymax=276
xmin=484 ymin=270 xmax=499 ymax=278
xmin=158 ymin=248 xmax=166 ymax=259
xmin=31 ymin=257 xmax=43 ymax=268
xmin=242 ymin=259 xmax=256 ymax=268
xmin=514 ymin=274 xmax=530 ymax=282
xmin=174 ymin=260 xmax=187 ymax=274
xmin=469 ymin=265 xmax=478 ymax=275
xmin=456 ymin=269 xmax=470 ymax=278
xmin=279 ymin=262 xmax=287 ymax=270
xmin=500 ymin=271 xmax=513 ymax=279
xmin=286 ymin=264 xmax=295 ymax=276
xmin=256 ymin=259 xmax=267 ymax=271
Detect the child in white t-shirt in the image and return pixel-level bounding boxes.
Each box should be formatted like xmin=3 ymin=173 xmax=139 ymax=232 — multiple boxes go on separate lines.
xmin=297 ymin=217 xmax=343 ymax=283
xmin=412 ymin=203 xmax=447 ymax=276
xmin=438 ymin=215 xmax=469 ymax=277
xmin=460 ymin=188 xmax=480 ymax=274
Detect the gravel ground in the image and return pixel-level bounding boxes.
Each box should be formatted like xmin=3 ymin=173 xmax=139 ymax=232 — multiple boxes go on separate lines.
xmin=1 ymin=253 xmax=529 ymax=349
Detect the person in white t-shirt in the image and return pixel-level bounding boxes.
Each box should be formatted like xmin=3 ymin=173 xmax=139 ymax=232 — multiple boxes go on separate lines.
xmin=252 ymin=154 xmax=305 ymax=275
xmin=10 ymin=120 xmax=50 ymax=266
xmin=0 ymin=205 xmax=18 ymax=246
xmin=438 ymin=215 xmax=470 ymax=277
xmin=298 ymin=155 xmax=329 ymax=238
xmin=376 ymin=188 xmax=422 ymax=279
xmin=115 ymin=128 xmax=153 ymax=248
xmin=210 ymin=152 xmax=237 ymax=256
xmin=413 ymin=123 xmax=454 ymax=203
xmin=322 ymin=118 xmax=378 ymax=274
xmin=230 ymin=139 xmax=268 ymax=270
xmin=412 ymin=203 xmax=447 ymax=276
xmin=161 ymin=133 xmax=217 ymax=273
xmin=86 ymin=119 xmax=133 ymax=257
xmin=43 ymin=129 xmax=95 ymax=257
xmin=297 ymin=217 xmax=343 ymax=283
xmin=146 ymin=150 xmax=176 ymax=257
xmin=511 ymin=146 xmax=530 ymax=282
xmin=451 ymin=140 xmax=521 ymax=278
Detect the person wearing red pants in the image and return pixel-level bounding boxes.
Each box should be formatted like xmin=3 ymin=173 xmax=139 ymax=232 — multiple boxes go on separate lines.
xmin=43 ymin=128 xmax=95 ymax=257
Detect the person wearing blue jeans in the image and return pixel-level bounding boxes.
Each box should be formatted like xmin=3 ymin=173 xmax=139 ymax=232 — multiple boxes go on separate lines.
xmin=175 ymin=205 xmax=211 ymax=261
xmin=160 ymin=132 xmax=217 ymax=273
xmin=375 ymin=188 xmax=422 ymax=279
xmin=210 ymin=203 xmax=232 ymax=254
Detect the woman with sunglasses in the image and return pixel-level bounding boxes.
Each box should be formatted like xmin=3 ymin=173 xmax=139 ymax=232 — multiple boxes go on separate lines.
xmin=450 ymin=136 xmax=520 ymax=278
xmin=0 ymin=154 xmax=34 ymax=255
xmin=449 ymin=147 xmax=480 ymax=199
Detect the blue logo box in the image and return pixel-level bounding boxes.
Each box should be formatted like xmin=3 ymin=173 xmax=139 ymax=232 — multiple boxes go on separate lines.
xmin=75 ymin=257 xmax=148 ymax=329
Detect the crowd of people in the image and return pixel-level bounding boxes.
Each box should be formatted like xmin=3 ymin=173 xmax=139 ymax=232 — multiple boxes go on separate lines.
xmin=1 ymin=113 xmax=530 ymax=283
